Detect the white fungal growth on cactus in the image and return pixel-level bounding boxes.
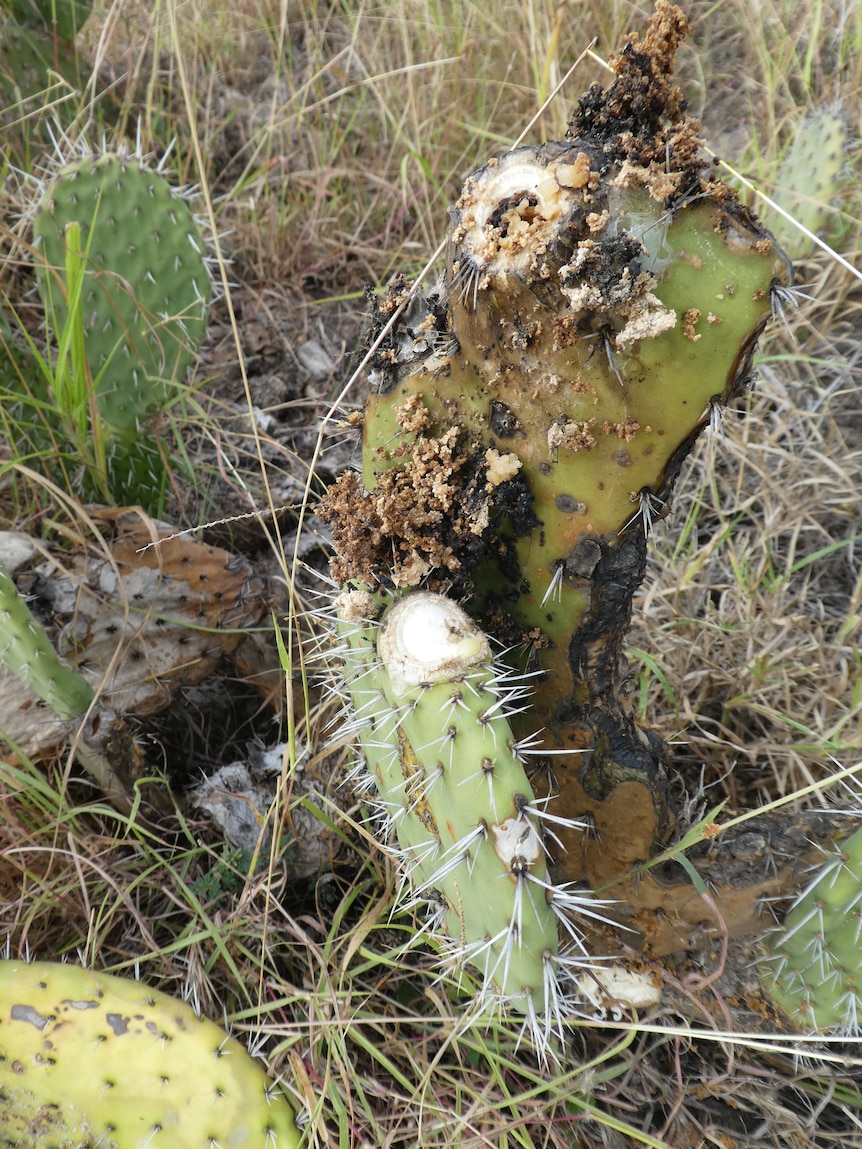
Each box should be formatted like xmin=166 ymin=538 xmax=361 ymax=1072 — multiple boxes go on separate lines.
xmin=328 ymin=586 xmax=619 ymax=1060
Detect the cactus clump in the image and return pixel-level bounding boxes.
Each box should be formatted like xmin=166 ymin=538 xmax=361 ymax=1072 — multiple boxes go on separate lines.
xmin=320 ymin=0 xmax=790 ymax=903
xmin=761 ymin=826 xmax=862 ymax=1034
xmin=333 ymin=587 xmax=598 ymax=1041
xmin=0 ymin=959 xmax=303 ymax=1147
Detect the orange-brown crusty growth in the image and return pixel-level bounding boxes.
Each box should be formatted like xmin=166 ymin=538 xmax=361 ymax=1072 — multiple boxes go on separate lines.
xmin=321 ymin=0 xmax=790 ymax=921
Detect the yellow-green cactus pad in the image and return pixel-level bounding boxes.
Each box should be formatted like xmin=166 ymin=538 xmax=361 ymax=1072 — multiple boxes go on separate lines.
xmin=0 ymin=960 xmax=303 ymax=1148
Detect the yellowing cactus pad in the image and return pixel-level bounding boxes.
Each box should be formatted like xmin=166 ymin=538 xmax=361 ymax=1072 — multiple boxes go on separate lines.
xmin=0 ymin=960 xmax=303 ymax=1148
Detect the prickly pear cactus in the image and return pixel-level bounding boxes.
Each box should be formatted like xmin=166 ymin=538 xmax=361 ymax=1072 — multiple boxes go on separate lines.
xmin=0 ymin=559 xmax=94 ymax=720
xmin=0 ymin=1 xmax=93 ymax=149
xmin=761 ymin=826 xmax=862 ymax=1034
xmin=0 ymin=959 xmax=303 ymax=1147
xmin=760 ymin=103 xmax=848 ymax=260
xmin=33 ymin=150 xmax=210 ymax=433
xmin=320 ymin=1 xmax=791 ymax=901
xmin=334 ymin=587 xmax=594 ymax=1038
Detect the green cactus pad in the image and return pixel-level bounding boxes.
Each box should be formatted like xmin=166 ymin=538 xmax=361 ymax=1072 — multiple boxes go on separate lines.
xmin=761 ymin=103 xmax=848 ymax=260
xmin=0 ymin=560 xmax=95 ymax=720
xmin=761 ymin=826 xmax=862 ymax=1034
xmin=0 ymin=959 xmax=303 ymax=1147
xmin=358 ymin=152 xmax=784 ymax=663
xmin=33 ymin=151 xmax=210 ymax=432
xmin=335 ymin=587 xmax=590 ymax=1026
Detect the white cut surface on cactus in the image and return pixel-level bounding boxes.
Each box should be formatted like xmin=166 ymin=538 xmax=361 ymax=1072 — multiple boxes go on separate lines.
xmin=377 ymin=591 xmax=490 ymax=694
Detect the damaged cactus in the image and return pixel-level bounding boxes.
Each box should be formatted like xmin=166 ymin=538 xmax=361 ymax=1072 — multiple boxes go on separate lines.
xmin=320 ymin=0 xmax=791 ymax=917
xmin=333 ymin=586 xmax=601 ymax=1037
xmin=0 ymin=959 xmax=302 ymax=1146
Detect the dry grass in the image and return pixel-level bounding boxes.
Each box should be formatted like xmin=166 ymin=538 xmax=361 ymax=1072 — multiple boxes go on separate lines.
xmin=1 ymin=0 xmax=861 ymax=1146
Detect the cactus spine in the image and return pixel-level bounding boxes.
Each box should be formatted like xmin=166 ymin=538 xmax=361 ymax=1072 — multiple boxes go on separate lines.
xmin=761 ymin=826 xmax=862 ymax=1034
xmin=0 ymin=559 xmax=94 ymax=720
xmin=0 ymin=959 xmax=303 ymax=1147
xmin=334 ymin=587 xmax=593 ymax=1038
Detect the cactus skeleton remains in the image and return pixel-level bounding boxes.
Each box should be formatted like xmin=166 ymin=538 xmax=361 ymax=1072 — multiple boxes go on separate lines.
xmin=0 ymin=959 xmax=303 ymax=1148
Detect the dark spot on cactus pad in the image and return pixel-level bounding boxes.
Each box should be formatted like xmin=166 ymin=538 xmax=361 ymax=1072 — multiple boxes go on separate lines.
xmin=489 ymin=400 xmax=523 ymax=438
xmin=105 ymin=1013 xmax=129 ymax=1035
xmin=10 ymin=1004 xmax=51 ymax=1030
xmin=555 ymin=494 xmax=580 ymax=514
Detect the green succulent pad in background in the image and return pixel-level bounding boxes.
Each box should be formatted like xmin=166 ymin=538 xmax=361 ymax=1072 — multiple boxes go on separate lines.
xmin=33 ymin=149 xmax=210 ymax=433
xmin=0 ymin=959 xmax=303 ymax=1147
xmin=3 ymin=0 xmax=93 ymax=39
xmin=0 ymin=0 xmax=94 ymax=147
xmin=760 ymin=102 xmax=849 ymax=260
xmin=762 ymin=825 xmax=862 ymax=1034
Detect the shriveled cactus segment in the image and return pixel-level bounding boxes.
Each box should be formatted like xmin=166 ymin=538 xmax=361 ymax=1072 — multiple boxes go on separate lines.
xmin=0 ymin=959 xmax=302 ymax=1147
xmin=335 ymin=588 xmax=573 ymax=1020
